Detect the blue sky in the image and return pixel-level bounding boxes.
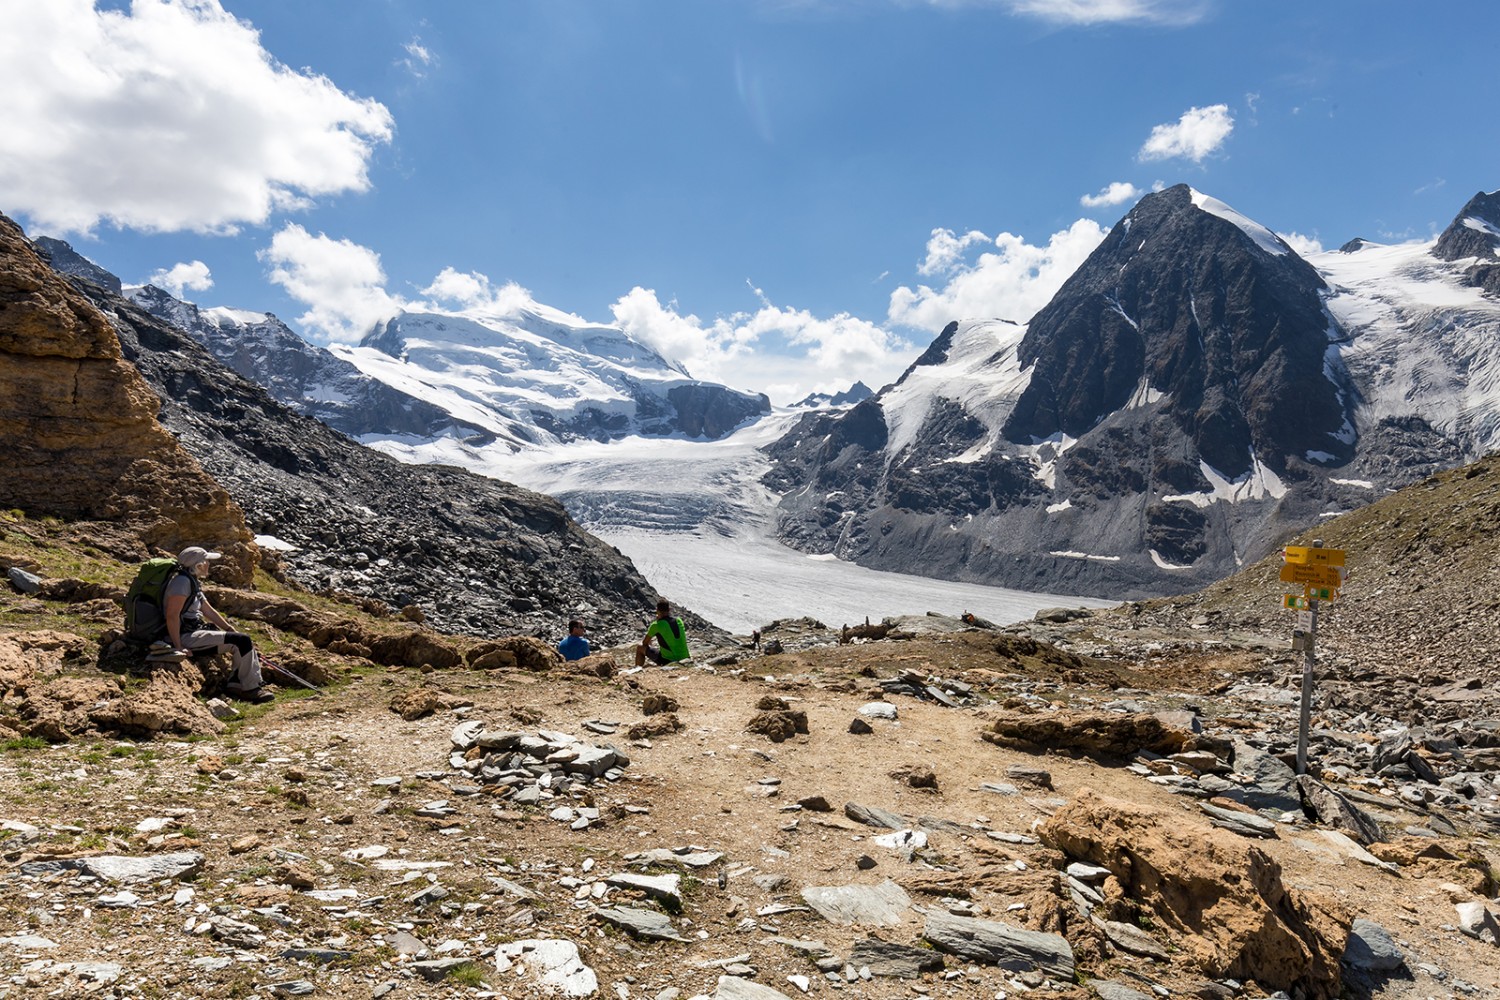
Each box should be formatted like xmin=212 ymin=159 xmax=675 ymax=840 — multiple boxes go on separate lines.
xmin=2 ymin=0 xmax=1497 ymax=403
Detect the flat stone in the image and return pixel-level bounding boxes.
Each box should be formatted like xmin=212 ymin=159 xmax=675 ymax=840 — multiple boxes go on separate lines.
xmin=626 ymin=847 xmax=723 ymax=868
xmin=848 ymin=937 xmax=945 ymax=978
xmin=593 ymin=906 xmax=690 ymax=942
xmin=980 ymin=782 xmax=1019 ymax=796
xmin=843 ymin=802 xmax=906 ymax=829
xmin=1093 ymin=980 xmax=1155 ymax=1000
xmin=605 ymin=871 xmax=683 ymax=909
xmin=800 ymin=880 xmax=912 ymax=927
xmin=1065 ymin=862 xmax=1112 ymax=882
xmin=714 ymin=976 xmax=796 ymax=999
xmin=1093 ymin=917 xmax=1170 ymax=960
xmin=858 ymin=702 xmax=899 ymax=720
xmin=1199 ymin=803 xmax=1278 ymax=839
xmin=269 ymin=983 xmax=316 ymax=997
xmin=1006 ymin=765 xmax=1054 ymax=789
xmin=388 ymin=930 xmax=430 ymax=957
xmin=0 ymin=935 xmax=57 ymax=950
xmin=495 ymin=939 xmax=599 ymax=998
xmin=923 ymin=911 xmax=1075 ymax=979
xmin=564 ymin=746 xmax=618 ymax=778
xmin=20 ymin=851 xmax=205 ymax=884
xmin=451 ymin=720 xmax=486 ymax=751
xmin=1343 ymin=918 xmax=1406 ymax=972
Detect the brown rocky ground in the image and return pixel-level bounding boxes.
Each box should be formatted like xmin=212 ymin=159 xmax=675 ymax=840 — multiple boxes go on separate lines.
xmin=3 ymin=507 xmax=1500 ymax=1000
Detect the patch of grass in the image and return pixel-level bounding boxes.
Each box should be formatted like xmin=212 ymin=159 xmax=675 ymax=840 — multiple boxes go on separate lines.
xmin=2 ymin=737 xmax=49 ymax=752
xmin=447 ymin=963 xmax=488 ymax=988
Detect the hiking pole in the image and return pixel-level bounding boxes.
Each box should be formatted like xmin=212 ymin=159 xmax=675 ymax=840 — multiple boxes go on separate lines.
xmin=260 ymin=654 xmax=321 ymax=694
xmin=220 ymin=616 xmax=322 ymax=695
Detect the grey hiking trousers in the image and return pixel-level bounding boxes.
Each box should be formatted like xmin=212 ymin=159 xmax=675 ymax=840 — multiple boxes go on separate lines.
xmin=181 ymin=629 xmax=263 ymax=691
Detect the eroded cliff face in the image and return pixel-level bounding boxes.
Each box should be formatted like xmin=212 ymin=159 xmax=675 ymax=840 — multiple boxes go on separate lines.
xmin=0 ymin=216 xmax=255 ymax=584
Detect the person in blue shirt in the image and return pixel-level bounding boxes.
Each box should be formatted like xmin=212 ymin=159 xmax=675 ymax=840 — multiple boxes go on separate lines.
xmin=558 ymin=619 xmax=590 ymax=661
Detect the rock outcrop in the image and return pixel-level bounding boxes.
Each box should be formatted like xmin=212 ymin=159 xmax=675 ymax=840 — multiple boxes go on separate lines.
xmin=0 ymin=216 xmax=254 ymax=583
xmin=1040 ymin=789 xmax=1350 ymax=999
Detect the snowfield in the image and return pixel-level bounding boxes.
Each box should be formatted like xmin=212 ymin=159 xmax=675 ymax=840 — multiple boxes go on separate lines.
xmin=364 ymin=412 xmax=1115 ymax=634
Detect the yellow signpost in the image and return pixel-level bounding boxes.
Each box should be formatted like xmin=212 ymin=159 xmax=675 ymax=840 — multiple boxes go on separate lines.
xmin=1278 ymin=562 xmax=1344 ymax=589
xmin=1283 ymin=546 xmax=1345 ymax=567
xmin=1280 ymin=541 xmax=1349 ymax=778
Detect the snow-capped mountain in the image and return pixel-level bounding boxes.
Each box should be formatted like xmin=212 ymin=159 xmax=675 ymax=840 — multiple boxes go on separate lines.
xmin=123 ymin=284 xmax=483 ymax=441
xmin=334 ymin=305 xmax=769 ymax=448
xmin=764 ymin=184 xmax=1500 ymax=599
xmin=38 ymin=238 xmax=769 ymax=449
xmin=34 ymin=238 xmax=477 ymax=441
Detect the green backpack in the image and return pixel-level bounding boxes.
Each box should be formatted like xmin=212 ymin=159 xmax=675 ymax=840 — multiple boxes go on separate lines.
xmin=123 ymin=558 xmax=196 ymax=642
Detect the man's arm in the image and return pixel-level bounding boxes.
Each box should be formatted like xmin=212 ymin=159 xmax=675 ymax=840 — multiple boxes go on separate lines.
xmin=200 ymin=597 xmax=231 ymax=632
xmin=164 ymin=593 xmax=187 ymax=651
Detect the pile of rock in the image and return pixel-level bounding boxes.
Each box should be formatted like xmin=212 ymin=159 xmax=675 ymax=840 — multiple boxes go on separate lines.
xmin=447 ymin=722 xmax=630 ymax=826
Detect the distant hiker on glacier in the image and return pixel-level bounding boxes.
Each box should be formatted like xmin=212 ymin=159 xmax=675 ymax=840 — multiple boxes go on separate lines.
xmin=558 ymin=619 xmax=591 ymax=661
xmin=163 ymin=547 xmax=272 ymax=703
xmin=635 ymin=600 xmax=691 ymax=667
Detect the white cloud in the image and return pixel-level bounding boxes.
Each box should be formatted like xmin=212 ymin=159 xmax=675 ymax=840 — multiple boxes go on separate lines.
xmin=996 ymin=0 xmax=1209 ymax=25
xmin=260 ymin=225 xmax=403 ymax=343
xmin=1276 ymin=231 xmax=1324 ymax=256
xmin=400 ymin=37 xmax=433 ymax=77
xmin=918 ymin=229 xmax=990 ymax=276
xmin=146 ymin=260 xmax=213 ymax=298
xmin=1138 ymin=104 xmax=1234 ymax=163
xmin=887 ymin=220 xmax=1108 ymax=333
xmin=0 ymin=0 xmax=393 ymax=235
xmin=611 ymin=287 xmax=915 ymax=402
xmin=1080 ymin=182 xmax=1143 ymax=209
xmin=418 ymin=267 xmax=534 ymax=315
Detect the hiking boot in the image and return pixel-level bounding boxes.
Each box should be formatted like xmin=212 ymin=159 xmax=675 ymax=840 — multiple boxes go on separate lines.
xmin=226 ymin=686 xmax=274 ymax=704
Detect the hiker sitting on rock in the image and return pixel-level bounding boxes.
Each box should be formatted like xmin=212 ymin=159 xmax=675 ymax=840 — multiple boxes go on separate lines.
xmin=558 ymin=619 xmax=590 ymax=661
xmin=165 ymin=547 xmax=272 ymax=704
xmin=635 ymin=600 xmax=691 ymax=667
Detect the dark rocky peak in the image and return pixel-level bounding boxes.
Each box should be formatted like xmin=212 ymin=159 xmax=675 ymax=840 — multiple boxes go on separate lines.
xmin=1337 ymin=238 xmax=1372 ymax=253
xmin=33 ymin=236 xmax=123 ymax=295
xmin=792 ymin=380 xmax=875 ymax=409
xmin=1432 ymin=190 xmax=1500 ymax=262
xmin=1001 ymin=183 xmax=1347 ymax=478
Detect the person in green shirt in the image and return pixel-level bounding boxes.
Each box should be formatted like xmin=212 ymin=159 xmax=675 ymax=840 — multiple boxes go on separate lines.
xmin=636 ymin=600 xmax=690 ymax=666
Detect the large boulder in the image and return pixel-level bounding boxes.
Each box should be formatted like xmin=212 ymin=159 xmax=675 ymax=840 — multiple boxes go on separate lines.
xmin=1040 ymin=789 xmax=1349 ymax=999
xmin=0 ymin=215 xmax=255 ymax=582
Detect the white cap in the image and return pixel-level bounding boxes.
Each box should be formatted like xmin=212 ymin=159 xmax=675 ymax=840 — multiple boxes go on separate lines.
xmin=177 ymin=546 xmax=222 ymax=568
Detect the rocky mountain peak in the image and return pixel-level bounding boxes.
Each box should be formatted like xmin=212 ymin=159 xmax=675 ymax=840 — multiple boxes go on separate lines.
xmin=0 ymin=216 xmax=255 ymax=583
xmin=1432 ymin=189 xmax=1500 ymax=262
xmin=1003 ymin=183 xmax=1347 ymax=478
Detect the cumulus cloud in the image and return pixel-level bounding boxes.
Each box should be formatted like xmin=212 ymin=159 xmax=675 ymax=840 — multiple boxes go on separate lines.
xmin=0 ymin=0 xmax=393 ymax=235
xmin=887 ymin=220 xmax=1108 ymax=333
xmin=996 ymin=0 xmax=1210 ymax=25
xmin=611 ymin=286 xmax=916 ymax=401
xmin=1276 ymin=231 xmax=1324 ymax=256
xmin=260 ymin=225 xmax=403 ymax=343
xmin=917 ymin=229 xmax=990 ymax=276
xmin=146 ymin=260 xmax=213 ymax=298
xmin=1080 ymin=182 xmax=1143 ymax=209
xmin=418 ymin=267 xmax=535 ymax=315
xmin=1138 ymin=104 xmax=1234 ymax=163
